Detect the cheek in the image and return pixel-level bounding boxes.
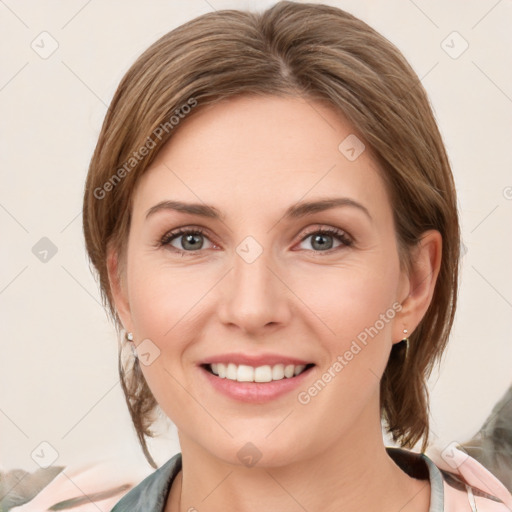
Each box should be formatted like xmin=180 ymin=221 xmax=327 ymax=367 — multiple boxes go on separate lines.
xmin=293 ymin=259 xmax=400 ymax=340
xmin=126 ymin=264 xmax=200 ymax=422
xmin=127 ymin=259 xmax=202 ymax=339
xmin=291 ymin=257 xmax=401 ymax=399
xmin=292 ymin=267 xmax=400 ymax=421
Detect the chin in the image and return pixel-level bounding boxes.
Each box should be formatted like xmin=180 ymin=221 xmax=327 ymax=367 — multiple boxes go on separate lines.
xmin=194 ymin=427 xmax=315 ymax=469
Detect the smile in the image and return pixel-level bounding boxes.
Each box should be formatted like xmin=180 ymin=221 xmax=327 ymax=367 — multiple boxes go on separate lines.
xmin=198 ymin=352 xmax=316 ymax=402
xmin=204 ymin=363 xmax=314 ymax=382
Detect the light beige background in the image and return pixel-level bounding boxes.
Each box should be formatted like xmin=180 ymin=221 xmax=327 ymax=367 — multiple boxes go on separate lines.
xmin=1 ymin=0 xmax=511 ymax=473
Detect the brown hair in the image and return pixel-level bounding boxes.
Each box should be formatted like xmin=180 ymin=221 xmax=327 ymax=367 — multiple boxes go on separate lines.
xmin=83 ymin=1 xmax=460 ymax=468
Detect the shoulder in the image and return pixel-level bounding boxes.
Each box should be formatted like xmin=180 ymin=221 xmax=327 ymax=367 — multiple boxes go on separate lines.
xmin=387 ymin=446 xmax=512 ymax=511
xmin=425 ymin=446 xmax=512 ymax=511
xmin=110 ymin=452 xmax=182 ymax=512
xmin=2 ymin=455 xmax=152 ymax=512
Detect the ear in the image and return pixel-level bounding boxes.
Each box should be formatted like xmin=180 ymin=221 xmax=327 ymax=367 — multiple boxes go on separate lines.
xmin=393 ymin=230 xmax=442 ymax=344
xmin=106 ymin=243 xmax=134 ymax=334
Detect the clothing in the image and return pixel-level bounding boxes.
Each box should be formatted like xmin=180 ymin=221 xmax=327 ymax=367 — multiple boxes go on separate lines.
xmin=7 ymin=455 xmax=151 ymax=512
xmin=110 ymin=447 xmax=512 ymax=511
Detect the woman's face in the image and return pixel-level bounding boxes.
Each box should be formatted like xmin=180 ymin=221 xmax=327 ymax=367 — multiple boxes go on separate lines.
xmin=112 ymin=95 xmax=413 ymax=466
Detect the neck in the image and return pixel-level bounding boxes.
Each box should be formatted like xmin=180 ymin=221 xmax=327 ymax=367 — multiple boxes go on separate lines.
xmin=165 ymin=406 xmax=430 ymax=512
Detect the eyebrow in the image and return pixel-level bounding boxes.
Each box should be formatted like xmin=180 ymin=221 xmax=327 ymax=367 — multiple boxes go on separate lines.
xmin=145 ymin=197 xmax=372 ymax=222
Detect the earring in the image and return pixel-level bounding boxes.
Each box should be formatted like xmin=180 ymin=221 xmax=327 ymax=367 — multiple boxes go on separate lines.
xmin=402 ymin=328 xmax=409 ymax=359
xmin=125 ymin=332 xmax=137 ymax=359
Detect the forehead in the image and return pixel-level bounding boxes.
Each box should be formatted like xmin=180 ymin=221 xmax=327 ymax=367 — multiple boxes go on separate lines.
xmin=132 ymin=95 xmax=391 ymax=223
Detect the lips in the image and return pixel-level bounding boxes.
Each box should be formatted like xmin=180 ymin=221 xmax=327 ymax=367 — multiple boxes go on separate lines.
xmin=199 ymin=352 xmax=313 ymax=367
xmin=199 ymin=359 xmax=315 ymax=403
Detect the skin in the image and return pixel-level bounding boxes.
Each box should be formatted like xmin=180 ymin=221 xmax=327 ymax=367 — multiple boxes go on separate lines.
xmin=108 ymin=95 xmax=442 ymax=512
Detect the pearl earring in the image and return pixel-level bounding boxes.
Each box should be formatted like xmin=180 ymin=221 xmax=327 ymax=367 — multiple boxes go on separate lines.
xmin=125 ymin=332 xmax=138 ymax=359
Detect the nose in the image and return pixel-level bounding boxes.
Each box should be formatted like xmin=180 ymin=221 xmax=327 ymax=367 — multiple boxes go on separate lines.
xmin=216 ymin=242 xmax=292 ymax=335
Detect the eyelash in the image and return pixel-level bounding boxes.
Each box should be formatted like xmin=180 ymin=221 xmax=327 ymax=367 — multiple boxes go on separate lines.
xmin=158 ymin=226 xmax=353 ymax=256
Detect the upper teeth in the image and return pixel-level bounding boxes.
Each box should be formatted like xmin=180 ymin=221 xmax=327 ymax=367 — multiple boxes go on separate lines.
xmin=210 ymin=363 xmax=307 ymax=382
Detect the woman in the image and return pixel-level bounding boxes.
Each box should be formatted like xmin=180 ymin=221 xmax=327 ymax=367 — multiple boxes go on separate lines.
xmin=82 ymin=2 xmax=512 ymax=511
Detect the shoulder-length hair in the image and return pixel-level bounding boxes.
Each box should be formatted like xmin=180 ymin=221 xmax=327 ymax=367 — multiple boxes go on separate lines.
xmin=83 ymin=1 xmax=460 ymax=469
